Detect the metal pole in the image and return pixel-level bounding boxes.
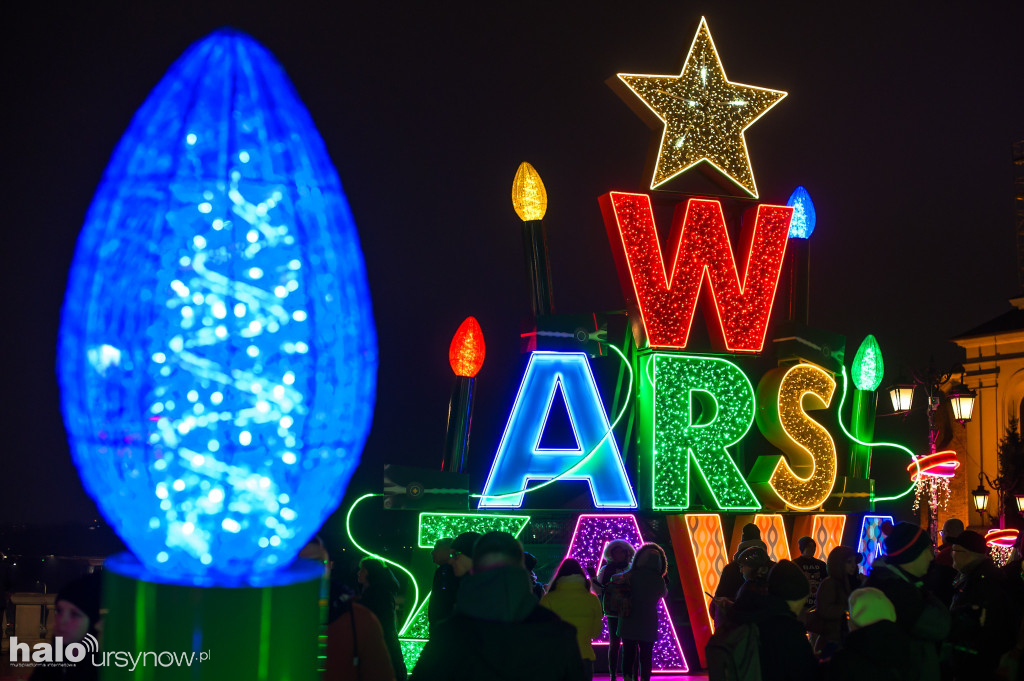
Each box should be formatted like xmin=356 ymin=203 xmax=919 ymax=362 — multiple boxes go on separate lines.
xmin=521 ymin=220 xmax=555 ymax=317
xmin=442 ymin=376 xmax=475 ymax=474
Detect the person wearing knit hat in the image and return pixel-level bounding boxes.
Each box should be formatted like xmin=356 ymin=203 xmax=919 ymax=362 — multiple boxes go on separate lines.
xmin=767 ymin=559 xmax=810 ymax=606
xmin=722 ymin=560 xmax=818 ymax=681
xmin=848 ymin=587 xmax=895 ymax=629
xmin=864 ymin=523 xmax=949 ymax=680
xmin=734 ymin=523 xmax=768 ymax=560
xmin=736 ymin=546 xmax=772 ymax=593
xmin=712 ymin=525 xmax=769 ymax=613
xmin=29 ymin=572 xmax=104 ymax=681
xmin=948 ymin=529 xmax=1019 ymax=681
xmin=881 ymin=521 xmax=933 ymax=573
xmin=54 ymin=571 xmax=102 ymax=641
xmin=823 ymin=588 xmax=918 ymax=679
xmin=449 ymin=531 xmax=481 ymax=577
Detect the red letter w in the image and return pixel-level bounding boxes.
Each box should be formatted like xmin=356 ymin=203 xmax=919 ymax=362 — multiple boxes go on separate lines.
xmin=599 ymin=192 xmax=792 ymax=353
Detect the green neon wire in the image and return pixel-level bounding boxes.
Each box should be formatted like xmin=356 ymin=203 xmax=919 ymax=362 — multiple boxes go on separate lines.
xmin=472 ymin=343 xmax=634 ymax=501
xmin=345 ymin=492 xmax=420 ymax=633
xmin=836 ymin=366 xmax=920 ymax=503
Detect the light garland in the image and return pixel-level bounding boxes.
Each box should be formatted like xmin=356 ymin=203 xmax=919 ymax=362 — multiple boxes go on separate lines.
xmin=600 ymin=192 xmax=791 ymax=353
xmin=612 ymin=17 xmax=786 ymax=196
xmin=986 ymin=529 xmax=1019 ymax=568
xmin=835 ymin=367 xmax=919 ymax=503
xmin=907 ymin=451 xmax=959 ymax=514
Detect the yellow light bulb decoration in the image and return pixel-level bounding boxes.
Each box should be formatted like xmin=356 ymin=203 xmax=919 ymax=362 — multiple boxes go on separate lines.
xmin=512 ymin=162 xmax=548 ymax=221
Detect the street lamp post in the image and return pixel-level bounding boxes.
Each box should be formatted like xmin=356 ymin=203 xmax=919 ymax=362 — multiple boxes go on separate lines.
xmin=972 ymin=478 xmax=991 ymax=525
xmin=887 ymin=363 xmax=976 ymax=543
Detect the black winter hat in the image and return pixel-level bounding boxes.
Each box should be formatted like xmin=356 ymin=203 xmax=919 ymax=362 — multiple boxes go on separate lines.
xmin=883 ymin=522 xmax=931 ymax=565
xmin=737 ymin=546 xmax=770 ymax=569
xmin=472 ymin=531 xmax=523 ymax=564
xmin=767 ymin=559 xmax=810 ymax=601
xmin=57 ymin=572 xmax=102 ymax=626
xmin=741 ymin=523 xmax=761 ymax=541
xmin=948 ymin=530 xmax=988 ymax=555
xmin=451 ymin=531 xmax=482 ymax=558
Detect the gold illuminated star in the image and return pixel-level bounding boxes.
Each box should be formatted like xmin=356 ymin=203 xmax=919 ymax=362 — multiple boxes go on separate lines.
xmin=613 ymin=17 xmax=787 ymax=197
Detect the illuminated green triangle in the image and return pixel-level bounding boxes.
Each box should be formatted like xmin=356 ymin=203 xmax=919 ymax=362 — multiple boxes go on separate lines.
xmin=417 ymin=512 xmax=531 ymax=548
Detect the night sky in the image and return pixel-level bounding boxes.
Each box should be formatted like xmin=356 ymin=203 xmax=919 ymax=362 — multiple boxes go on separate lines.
xmin=3 ymin=2 xmax=1023 ymax=527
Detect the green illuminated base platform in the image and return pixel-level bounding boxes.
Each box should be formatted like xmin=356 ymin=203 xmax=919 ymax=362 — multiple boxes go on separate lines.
xmin=100 ymin=553 xmax=321 ymax=681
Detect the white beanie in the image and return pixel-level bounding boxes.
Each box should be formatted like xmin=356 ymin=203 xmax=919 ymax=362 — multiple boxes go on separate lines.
xmin=848 ymin=587 xmax=896 ymax=630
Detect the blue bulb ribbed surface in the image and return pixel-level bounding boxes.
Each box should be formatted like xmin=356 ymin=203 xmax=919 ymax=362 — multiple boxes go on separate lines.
xmin=58 ymin=30 xmax=377 ymax=584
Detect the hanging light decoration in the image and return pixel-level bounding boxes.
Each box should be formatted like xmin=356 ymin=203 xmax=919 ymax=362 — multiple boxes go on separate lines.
xmin=986 ymin=528 xmax=1019 ymax=567
xmin=888 ymin=383 xmax=915 ymax=413
xmin=907 ymin=451 xmax=959 ymax=514
xmin=947 ymin=382 xmax=977 ymax=423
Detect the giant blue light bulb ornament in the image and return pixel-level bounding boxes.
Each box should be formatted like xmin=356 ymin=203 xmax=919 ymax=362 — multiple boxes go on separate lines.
xmin=786 ymin=185 xmax=816 ymax=239
xmin=58 ymin=30 xmax=377 ymax=587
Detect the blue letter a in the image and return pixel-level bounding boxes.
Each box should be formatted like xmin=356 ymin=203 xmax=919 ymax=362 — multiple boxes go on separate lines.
xmin=478 ymin=352 xmax=637 ymax=509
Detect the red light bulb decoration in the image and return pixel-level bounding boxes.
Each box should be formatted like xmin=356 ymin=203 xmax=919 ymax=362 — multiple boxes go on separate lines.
xmin=449 ymin=316 xmax=486 ymax=378
xmin=442 ymin=317 xmax=486 ymax=473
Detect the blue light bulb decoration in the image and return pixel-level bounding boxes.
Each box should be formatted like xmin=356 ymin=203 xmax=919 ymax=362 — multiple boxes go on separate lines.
xmin=786 ymin=185 xmax=816 ymax=239
xmin=58 ymin=30 xmax=377 ymax=584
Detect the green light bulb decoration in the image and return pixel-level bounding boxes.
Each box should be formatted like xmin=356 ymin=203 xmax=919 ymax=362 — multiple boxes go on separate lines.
xmin=852 ymin=334 xmax=884 ymax=391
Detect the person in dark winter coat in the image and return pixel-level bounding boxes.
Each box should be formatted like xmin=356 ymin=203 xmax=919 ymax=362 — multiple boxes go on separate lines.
xmin=925 ymin=518 xmax=963 ymax=607
xmin=410 ymin=531 xmax=585 ymax=681
xmin=358 ymin=558 xmax=408 ymax=681
xmin=823 ymin=587 xmax=919 ymax=681
xmin=428 ymin=531 xmax=480 ymax=634
xmin=710 ymin=546 xmax=773 ymax=629
xmin=428 ymin=537 xmax=457 ymax=632
xmin=794 ymin=536 xmax=828 ymax=612
xmin=863 ymin=522 xmax=949 ymax=681
xmin=812 ymin=546 xmax=863 ymax=655
xmin=737 ymin=546 xmax=773 ymax=590
xmin=588 ymin=538 xmax=635 ymax=681
xmin=524 ymin=551 xmax=548 ymax=600
xmin=616 ymin=543 xmax=669 ymax=681
xmin=1000 ymin=532 xmax=1024 ymax=609
xmin=947 ymin=530 xmax=1020 ymax=681
xmin=711 ymin=523 xmax=767 ymax=620
xmin=730 ymin=559 xmax=820 ymax=681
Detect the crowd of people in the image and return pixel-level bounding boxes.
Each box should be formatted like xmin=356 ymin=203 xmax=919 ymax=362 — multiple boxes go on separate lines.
xmin=709 ymin=519 xmax=1024 ymax=681
xmin=16 ymin=517 xmax=1024 ymax=681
